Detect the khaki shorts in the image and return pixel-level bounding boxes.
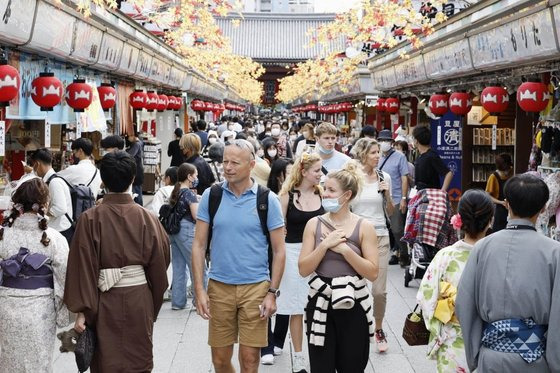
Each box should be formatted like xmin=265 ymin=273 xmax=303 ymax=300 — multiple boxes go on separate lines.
xmin=207 ymin=279 xmax=270 ymax=348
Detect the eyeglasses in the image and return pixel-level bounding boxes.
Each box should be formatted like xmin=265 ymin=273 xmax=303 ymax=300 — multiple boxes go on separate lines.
xmin=225 ymin=139 xmax=255 ymax=159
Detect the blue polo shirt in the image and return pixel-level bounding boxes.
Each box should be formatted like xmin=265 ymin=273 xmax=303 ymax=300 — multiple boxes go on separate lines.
xmin=197 ymin=180 xmax=284 ymax=285
xmin=379 ymin=150 xmax=409 ymax=204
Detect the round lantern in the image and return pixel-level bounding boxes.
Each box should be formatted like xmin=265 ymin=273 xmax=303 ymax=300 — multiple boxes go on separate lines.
xmin=65 ymin=79 xmax=93 ymax=112
xmin=157 ymin=94 xmax=169 ymax=112
xmin=481 ymin=86 xmax=509 ymax=115
xmin=385 ymin=97 xmax=400 ymax=114
xmin=191 ymin=99 xmax=205 ymax=111
xmin=129 ymin=90 xmax=147 ymax=110
xmin=31 ymin=72 xmax=63 ymax=111
xmin=97 ymin=83 xmax=116 ymax=111
xmin=448 ymin=92 xmax=472 ymax=116
xmin=145 ymin=91 xmax=159 ymax=112
xmin=377 ymin=98 xmax=386 ymax=112
xmin=169 ymin=96 xmax=181 ymax=111
xmin=0 ymin=61 xmax=20 ymax=106
xmin=308 ymin=104 xmax=318 ymax=111
xmin=517 ymin=82 xmax=550 ymax=113
xmin=429 ymin=94 xmax=449 ymax=116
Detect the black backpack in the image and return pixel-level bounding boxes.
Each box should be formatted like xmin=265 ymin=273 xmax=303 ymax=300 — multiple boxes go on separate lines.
xmin=208 ymin=183 xmax=272 ymax=270
xmin=158 ymin=190 xmax=186 ymax=235
xmin=47 ymin=169 xmax=98 ymax=226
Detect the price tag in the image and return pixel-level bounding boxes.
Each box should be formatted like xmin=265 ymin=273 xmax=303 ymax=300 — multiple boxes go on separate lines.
xmin=492 ymin=125 xmax=497 ymax=150
xmin=45 ymin=120 xmax=51 ymax=148
xmin=0 ymin=121 xmax=5 ymax=157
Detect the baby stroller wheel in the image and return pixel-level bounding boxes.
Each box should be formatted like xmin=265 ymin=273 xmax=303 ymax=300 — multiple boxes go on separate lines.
xmin=404 ymin=267 xmax=412 ymax=287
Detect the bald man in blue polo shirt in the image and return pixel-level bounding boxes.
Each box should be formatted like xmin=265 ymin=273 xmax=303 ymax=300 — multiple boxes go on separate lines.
xmin=192 ymin=139 xmax=286 ymax=373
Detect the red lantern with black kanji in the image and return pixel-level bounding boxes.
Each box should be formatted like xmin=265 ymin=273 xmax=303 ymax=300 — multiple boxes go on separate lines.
xmin=145 ymin=91 xmax=159 ymax=112
xmin=129 ymin=90 xmax=147 ymax=110
xmin=481 ymin=86 xmax=509 ymax=115
xmin=97 ymin=83 xmax=116 ymax=111
xmin=377 ymin=98 xmax=386 ymax=112
xmin=385 ymin=97 xmax=400 ymax=114
xmin=448 ymin=92 xmax=472 ymax=116
xmin=429 ymin=94 xmax=449 ymax=116
xmin=0 ymin=62 xmax=20 ymax=106
xmin=157 ymin=94 xmax=169 ymax=112
xmin=517 ymin=82 xmax=550 ymax=113
xmin=31 ymin=72 xmax=63 ymax=111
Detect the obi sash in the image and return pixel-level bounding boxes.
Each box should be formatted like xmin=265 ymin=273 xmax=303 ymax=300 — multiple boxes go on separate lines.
xmin=0 ymin=247 xmax=54 ymax=290
xmin=482 ymin=318 xmax=547 ymax=363
xmin=98 ymin=265 xmax=147 ymax=292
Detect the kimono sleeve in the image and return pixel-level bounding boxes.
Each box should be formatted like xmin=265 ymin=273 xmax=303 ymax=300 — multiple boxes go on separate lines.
xmin=145 ymin=216 xmax=170 ymax=319
xmin=51 ymin=231 xmax=71 ymax=327
xmin=456 ymin=247 xmax=483 ymax=372
xmin=546 ymin=249 xmax=560 ymax=371
xmin=63 ymin=215 xmax=100 ymax=325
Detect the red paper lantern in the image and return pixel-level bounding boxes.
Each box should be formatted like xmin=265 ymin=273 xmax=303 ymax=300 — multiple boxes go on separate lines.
xmin=307 ymin=104 xmax=318 ymax=111
xmin=191 ymin=99 xmax=205 ymax=111
xmin=157 ymin=94 xmax=169 ymax=112
xmin=129 ymin=90 xmax=147 ymax=110
xmin=169 ymin=96 xmax=182 ymax=111
xmin=31 ymin=72 xmax=63 ymax=111
xmin=65 ymin=79 xmax=93 ymax=112
xmin=448 ymin=92 xmax=472 ymax=116
xmin=377 ymin=98 xmax=386 ymax=112
xmin=429 ymin=94 xmax=449 ymax=116
xmin=217 ymin=103 xmax=225 ymax=112
xmin=145 ymin=91 xmax=159 ymax=112
xmin=517 ymin=82 xmax=550 ymax=113
xmin=97 ymin=83 xmax=116 ymax=111
xmin=385 ymin=98 xmax=400 ymax=114
xmin=0 ymin=62 xmax=20 ymax=106
xmin=481 ymin=86 xmax=509 ymax=115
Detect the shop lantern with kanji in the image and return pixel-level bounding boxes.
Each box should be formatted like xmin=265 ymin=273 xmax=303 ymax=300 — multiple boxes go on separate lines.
xmin=130 ymin=90 xmax=147 ymax=110
xmin=481 ymin=86 xmax=509 ymax=115
xmin=0 ymin=61 xmax=20 ymax=106
xmin=429 ymin=94 xmax=449 ymax=116
xmin=377 ymin=98 xmax=387 ymax=112
xmin=385 ymin=98 xmax=400 ymax=114
xmin=145 ymin=91 xmax=159 ymax=112
xmin=517 ymin=82 xmax=550 ymax=113
xmin=98 ymin=83 xmax=116 ymax=111
xmin=448 ymin=92 xmax=472 ymax=116
xmin=31 ymin=72 xmax=63 ymax=111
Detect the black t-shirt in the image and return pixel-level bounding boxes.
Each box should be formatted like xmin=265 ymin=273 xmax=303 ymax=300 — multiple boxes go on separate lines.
xmin=186 ymin=154 xmax=216 ymax=195
xmin=414 ymin=149 xmax=449 ymax=190
xmin=168 ymin=139 xmax=184 ymax=167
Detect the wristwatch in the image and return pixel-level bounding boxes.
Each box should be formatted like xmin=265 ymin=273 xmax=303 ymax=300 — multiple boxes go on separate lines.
xmin=402 ymin=196 xmax=407 ymax=200
xmin=268 ymin=288 xmax=280 ymax=298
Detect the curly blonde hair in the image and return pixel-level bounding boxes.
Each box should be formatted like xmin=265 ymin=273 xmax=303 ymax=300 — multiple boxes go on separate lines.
xmin=351 ymin=138 xmax=379 ymax=164
xmin=327 ymin=160 xmax=364 ymax=200
xmin=280 ymin=152 xmax=322 ymax=196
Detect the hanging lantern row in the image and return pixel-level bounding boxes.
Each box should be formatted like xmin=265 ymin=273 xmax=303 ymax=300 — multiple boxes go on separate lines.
xmin=292 ymin=104 xmax=318 ymax=113
xmin=223 ymin=102 xmax=245 ymax=112
xmin=316 ymin=102 xmax=353 ymax=114
xmin=129 ymin=90 xmax=183 ymax=112
xmin=193 ymin=100 xmax=243 ymax=112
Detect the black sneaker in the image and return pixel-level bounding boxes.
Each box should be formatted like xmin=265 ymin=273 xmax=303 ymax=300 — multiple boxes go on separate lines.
xmin=388 ymin=255 xmax=399 ymax=265
xmin=399 ymin=254 xmax=411 ymax=268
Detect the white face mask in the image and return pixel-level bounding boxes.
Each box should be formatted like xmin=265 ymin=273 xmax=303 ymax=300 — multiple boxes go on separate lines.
xmin=271 ymin=128 xmax=281 ymax=137
xmin=267 ymin=149 xmax=278 ymax=158
xmin=290 ymin=135 xmax=297 ymax=141
xmin=380 ymin=141 xmax=392 ymax=153
xmin=208 ymin=137 xmax=217 ymax=144
xmin=256 ymin=149 xmax=264 ymax=158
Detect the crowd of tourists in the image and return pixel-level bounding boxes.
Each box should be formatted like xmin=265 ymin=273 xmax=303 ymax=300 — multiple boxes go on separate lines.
xmin=0 ymin=113 xmax=559 ymax=373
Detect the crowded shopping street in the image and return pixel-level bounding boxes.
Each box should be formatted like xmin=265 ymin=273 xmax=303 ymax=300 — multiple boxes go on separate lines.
xmin=1 ymin=0 xmax=560 ymax=373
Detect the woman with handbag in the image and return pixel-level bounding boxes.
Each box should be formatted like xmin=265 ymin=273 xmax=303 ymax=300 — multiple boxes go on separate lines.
xmin=169 ymin=163 xmax=207 ymax=310
xmin=351 ymin=138 xmax=394 ymax=353
xmin=299 ymin=161 xmax=379 ymax=372
xmin=416 ymin=189 xmax=494 ymax=372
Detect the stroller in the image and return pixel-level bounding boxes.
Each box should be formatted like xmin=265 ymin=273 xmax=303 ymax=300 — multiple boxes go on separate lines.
xmin=401 ymin=188 xmax=457 ymax=288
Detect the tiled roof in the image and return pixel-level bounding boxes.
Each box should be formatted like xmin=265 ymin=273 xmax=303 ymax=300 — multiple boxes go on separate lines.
xmin=217 ymin=13 xmax=345 ymax=62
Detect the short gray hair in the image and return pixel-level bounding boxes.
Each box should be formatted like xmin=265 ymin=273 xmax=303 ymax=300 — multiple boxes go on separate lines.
xmin=208 ymin=142 xmax=224 ymax=162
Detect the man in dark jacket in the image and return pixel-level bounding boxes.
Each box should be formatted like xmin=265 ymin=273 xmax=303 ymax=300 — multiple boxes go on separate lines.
xmin=127 ymin=129 xmax=144 ymax=206
xmin=168 ymin=128 xmax=184 ymax=167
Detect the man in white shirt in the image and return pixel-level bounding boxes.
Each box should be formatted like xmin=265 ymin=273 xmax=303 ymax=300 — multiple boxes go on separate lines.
xmin=31 ymin=148 xmax=74 ymax=243
xmin=315 ymin=122 xmax=350 ymax=182
xmin=57 ymin=138 xmax=102 ymax=199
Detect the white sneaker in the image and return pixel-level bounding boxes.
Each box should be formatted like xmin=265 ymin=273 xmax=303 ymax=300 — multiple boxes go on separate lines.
xmin=261 ymin=354 xmax=274 ymax=365
xmin=292 ymin=354 xmax=308 ymax=373
xmin=273 ymin=346 xmax=283 ymax=356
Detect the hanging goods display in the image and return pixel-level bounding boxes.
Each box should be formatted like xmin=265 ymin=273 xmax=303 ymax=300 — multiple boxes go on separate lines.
xmin=385 ymin=97 xmax=400 ymax=114
xmin=481 ymin=86 xmax=509 ymax=115
xmin=448 ymin=92 xmax=472 ymax=116
xmin=31 ymin=72 xmax=63 ymax=111
xmin=429 ymin=94 xmax=449 ymax=116
xmin=517 ymin=82 xmax=550 ymax=113
xmin=97 ymin=83 xmax=116 ymax=111
xmin=0 ymin=61 xmax=20 ymax=106
xmin=129 ymin=90 xmax=148 ymax=110
xmin=65 ymin=79 xmax=93 ymax=112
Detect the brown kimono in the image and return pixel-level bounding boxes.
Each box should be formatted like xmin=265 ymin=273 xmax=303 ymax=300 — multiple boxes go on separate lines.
xmin=64 ymin=193 xmax=170 ymax=373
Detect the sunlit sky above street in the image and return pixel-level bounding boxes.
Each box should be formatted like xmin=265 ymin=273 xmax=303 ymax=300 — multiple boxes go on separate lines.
xmin=314 ymin=0 xmax=361 ymax=13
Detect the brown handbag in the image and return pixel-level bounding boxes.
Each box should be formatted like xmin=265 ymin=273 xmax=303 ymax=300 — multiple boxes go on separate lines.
xmin=402 ymin=304 xmax=430 ymax=346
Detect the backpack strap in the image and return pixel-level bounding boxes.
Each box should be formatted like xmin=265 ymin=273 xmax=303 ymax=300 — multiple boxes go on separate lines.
xmin=256 ymin=185 xmax=272 ymax=272
xmin=45 ymin=173 xmax=74 ymax=225
xmin=379 ymin=150 xmax=394 ymax=171
xmin=86 ymin=169 xmax=98 ymax=187
xmin=207 ymin=183 xmax=224 ymax=251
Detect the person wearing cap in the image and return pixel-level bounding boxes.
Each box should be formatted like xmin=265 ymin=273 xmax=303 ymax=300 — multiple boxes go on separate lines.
xmin=168 ymin=128 xmax=185 ymax=167
xmin=377 ymin=129 xmax=410 ymax=267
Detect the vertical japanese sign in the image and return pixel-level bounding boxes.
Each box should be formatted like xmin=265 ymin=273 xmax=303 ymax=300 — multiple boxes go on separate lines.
xmin=0 ymin=121 xmax=5 ymax=157
xmin=431 ymin=112 xmax=462 ymax=201
xmin=44 ymin=120 xmax=51 ymax=148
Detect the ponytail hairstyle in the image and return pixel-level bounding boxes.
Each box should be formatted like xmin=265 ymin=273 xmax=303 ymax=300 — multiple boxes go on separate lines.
xmin=327 ymin=160 xmax=364 ymax=200
xmin=2 ymin=178 xmax=51 ymax=246
xmin=457 ymin=189 xmax=495 ymax=237
xmin=280 ymin=152 xmax=322 ymax=196
xmin=169 ymin=163 xmax=197 ymax=206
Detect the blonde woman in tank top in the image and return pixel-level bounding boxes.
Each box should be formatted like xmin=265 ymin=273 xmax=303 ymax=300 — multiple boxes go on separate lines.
xmin=351 ymin=137 xmax=394 ymax=353
xmin=299 ymin=161 xmax=379 ymax=373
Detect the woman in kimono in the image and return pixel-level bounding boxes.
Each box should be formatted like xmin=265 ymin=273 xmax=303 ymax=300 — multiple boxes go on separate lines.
xmin=417 ymin=189 xmax=494 ymax=372
xmin=0 ymin=178 xmax=70 ymax=372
